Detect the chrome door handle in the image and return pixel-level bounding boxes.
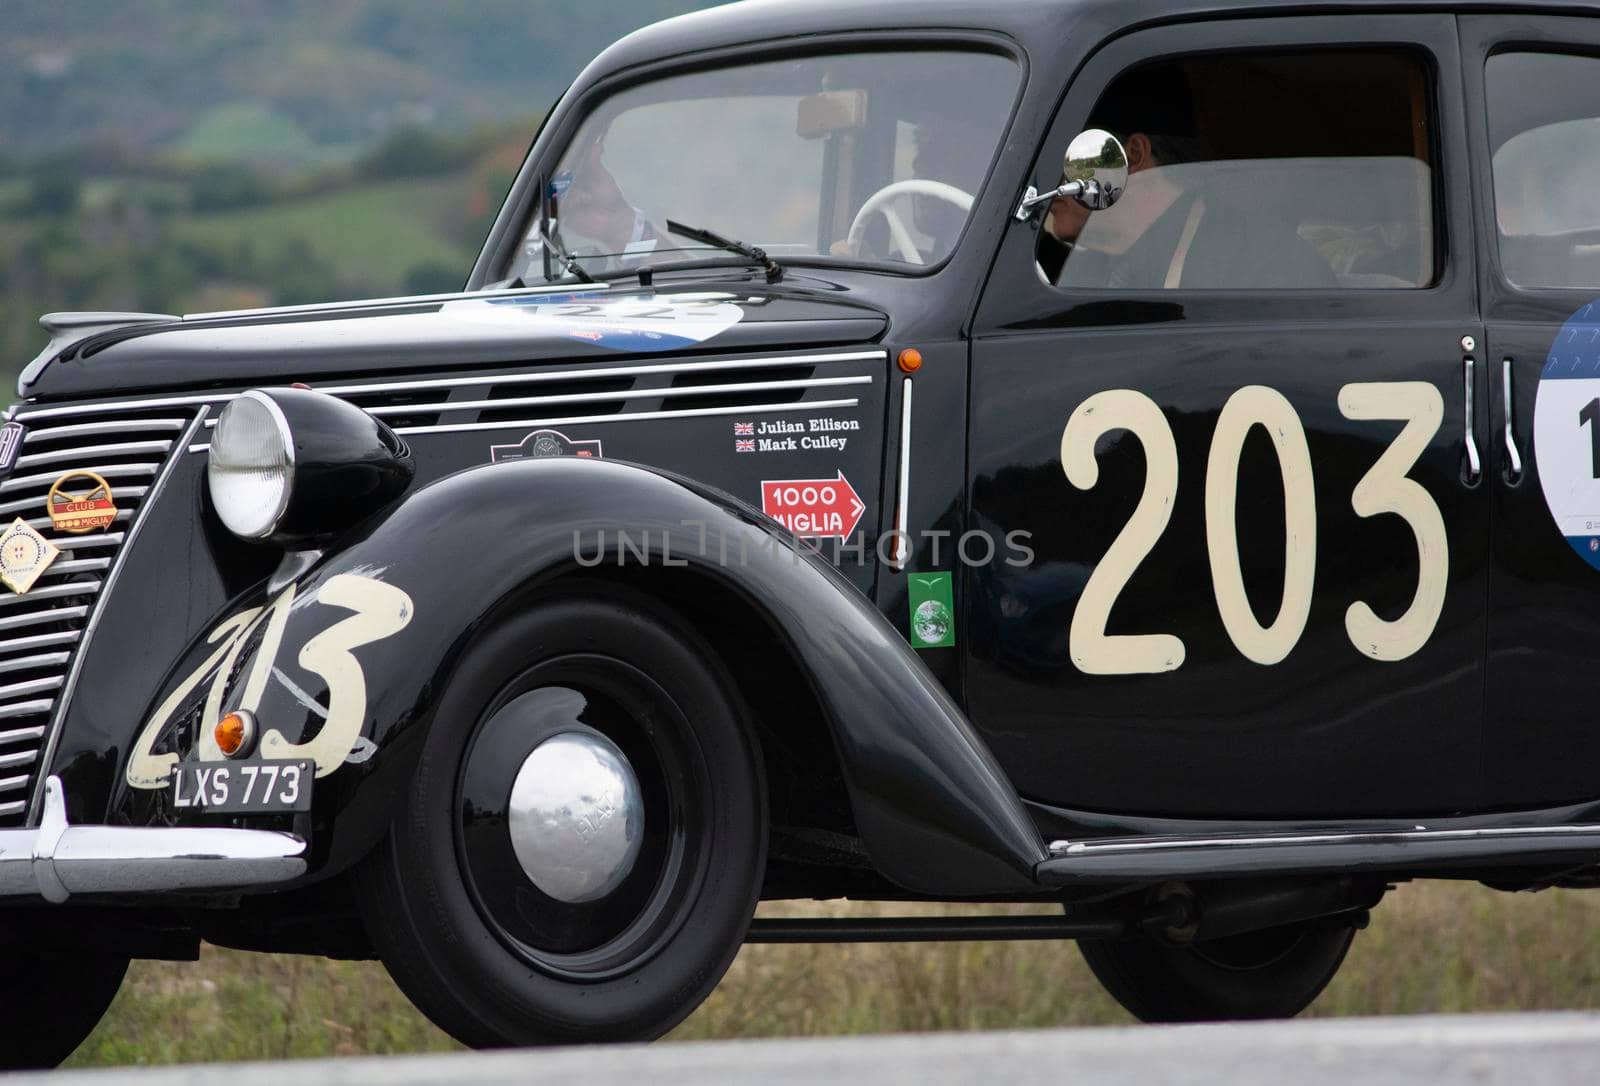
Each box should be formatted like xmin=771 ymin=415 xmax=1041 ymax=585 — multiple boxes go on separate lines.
xmin=1502 ymin=358 xmax=1523 ymax=482
xmin=1463 ymin=356 xmax=1481 ymax=484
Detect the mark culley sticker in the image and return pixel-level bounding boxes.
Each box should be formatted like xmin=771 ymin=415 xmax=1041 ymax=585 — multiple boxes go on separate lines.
xmin=1534 ymin=299 xmax=1600 ymax=569
xmin=47 ymin=470 xmax=116 ymax=533
xmin=732 ymin=417 xmax=860 ymax=453
xmin=908 ymin=572 xmax=956 ymax=649
xmin=0 ymin=422 xmax=24 ymax=480
xmin=760 ymin=472 xmax=865 ymax=539
xmin=443 ymin=292 xmax=742 ymax=353
xmin=0 ymin=517 xmax=59 ymax=595
xmin=491 ymin=429 xmax=602 ymax=462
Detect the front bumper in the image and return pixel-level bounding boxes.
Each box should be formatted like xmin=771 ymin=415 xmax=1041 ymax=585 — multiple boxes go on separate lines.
xmin=0 ymin=777 xmax=306 ymax=903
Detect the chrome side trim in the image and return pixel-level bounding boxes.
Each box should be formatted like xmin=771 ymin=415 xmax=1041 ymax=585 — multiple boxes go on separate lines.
xmin=198 ymin=373 xmax=876 ymax=425
xmin=191 ymin=397 xmax=864 ymax=451
xmin=1 ymin=463 xmax=160 ymax=493
xmin=0 ymin=726 xmax=45 ymax=745
xmin=1048 ymin=824 xmax=1600 ymax=857
xmin=184 ymin=279 xmax=610 ymax=322
xmin=14 ymin=349 xmax=888 ymax=422
xmin=4 ymin=777 xmax=306 ymax=902
xmin=891 ymin=379 xmax=913 ymax=570
xmin=26 ymin=409 xmax=210 ymax=826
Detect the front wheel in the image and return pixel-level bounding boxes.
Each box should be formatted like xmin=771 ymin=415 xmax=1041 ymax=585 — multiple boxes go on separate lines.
xmin=356 ymin=592 xmax=766 ymax=1048
xmin=1079 ymin=920 xmax=1355 ymax=1023
xmin=0 ymin=950 xmax=127 ymax=1068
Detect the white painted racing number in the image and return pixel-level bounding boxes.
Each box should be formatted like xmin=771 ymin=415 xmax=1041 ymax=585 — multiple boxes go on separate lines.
xmin=1061 ymin=390 xmax=1185 ymax=675
xmin=125 ymin=573 xmax=414 ymax=790
xmin=1059 ymin=382 xmax=1448 ymax=674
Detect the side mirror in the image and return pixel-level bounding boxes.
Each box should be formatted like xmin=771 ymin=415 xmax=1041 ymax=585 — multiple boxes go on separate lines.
xmin=1013 ymin=129 xmax=1129 ymax=221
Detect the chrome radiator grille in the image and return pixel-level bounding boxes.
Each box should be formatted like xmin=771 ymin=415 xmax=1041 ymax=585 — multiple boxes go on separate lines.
xmin=0 ymin=405 xmax=198 ymax=825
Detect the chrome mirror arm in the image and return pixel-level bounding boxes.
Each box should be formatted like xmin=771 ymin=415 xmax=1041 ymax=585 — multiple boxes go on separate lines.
xmin=1013 ymin=179 xmax=1097 ymax=222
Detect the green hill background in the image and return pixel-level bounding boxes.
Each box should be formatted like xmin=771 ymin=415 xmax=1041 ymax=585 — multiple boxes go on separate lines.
xmin=0 ymin=0 xmax=720 ymax=383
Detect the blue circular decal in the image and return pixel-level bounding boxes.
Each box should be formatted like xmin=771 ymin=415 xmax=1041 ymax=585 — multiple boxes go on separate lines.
xmin=1534 ymin=299 xmax=1600 ymax=569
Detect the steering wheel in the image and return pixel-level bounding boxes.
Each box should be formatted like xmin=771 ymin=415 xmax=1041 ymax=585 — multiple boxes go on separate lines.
xmin=846 ymin=180 xmax=975 ymax=265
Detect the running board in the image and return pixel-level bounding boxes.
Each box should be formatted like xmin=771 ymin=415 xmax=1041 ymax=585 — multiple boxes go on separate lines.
xmin=1036 ymin=824 xmax=1600 ymax=884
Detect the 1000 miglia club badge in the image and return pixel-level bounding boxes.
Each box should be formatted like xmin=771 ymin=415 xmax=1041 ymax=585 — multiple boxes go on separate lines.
xmin=47 ymin=470 xmax=117 ymax=533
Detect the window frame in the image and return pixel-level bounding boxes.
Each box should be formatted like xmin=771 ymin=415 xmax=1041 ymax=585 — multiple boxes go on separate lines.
xmin=974 ymin=14 xmax=1474 ymax=336
xmin=1462 ymin=16 xmax=1600 ymax=322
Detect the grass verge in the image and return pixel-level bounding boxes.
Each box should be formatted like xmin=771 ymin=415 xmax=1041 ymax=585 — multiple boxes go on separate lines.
xmin=66 ymin=880 xmax=1600 ymax=1066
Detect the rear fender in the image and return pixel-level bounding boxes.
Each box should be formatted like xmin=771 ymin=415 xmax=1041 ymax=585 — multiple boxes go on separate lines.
xmin=115 ymin=458 xmax=1046 ymax=894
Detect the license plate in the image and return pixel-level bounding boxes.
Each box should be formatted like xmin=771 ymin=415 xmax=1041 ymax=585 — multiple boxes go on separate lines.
xmin=169 ymin=760 xmax=312 ymax=813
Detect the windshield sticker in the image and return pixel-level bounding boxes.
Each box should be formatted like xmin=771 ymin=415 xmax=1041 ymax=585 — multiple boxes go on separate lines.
xmin=760 ymin=472 xmax=866 ymax=539
xmin=491 ymin=429 xmax=602 ymax=462
xmin=443 ymin=292 xmax=743 ymax=353
xmin=1535 ymin=299 xmax=1600 ymax=569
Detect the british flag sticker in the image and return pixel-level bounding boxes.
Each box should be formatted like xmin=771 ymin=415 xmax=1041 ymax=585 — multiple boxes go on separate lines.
xmin=733 ymin=421 xmax=754 ymax=435
xmin=735 ymin=439 xmax=756 ymax=453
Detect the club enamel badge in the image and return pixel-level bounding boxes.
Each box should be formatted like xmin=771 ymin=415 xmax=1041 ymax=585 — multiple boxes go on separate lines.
xmin=47 ymin=470 xmax=117 ymax=534
xmin=0 ymin=518 xmax=60 ymax=594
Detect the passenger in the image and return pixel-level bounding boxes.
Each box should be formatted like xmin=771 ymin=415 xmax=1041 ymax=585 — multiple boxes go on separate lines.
xmin=545 ymin=134 xmax=667 ymax=269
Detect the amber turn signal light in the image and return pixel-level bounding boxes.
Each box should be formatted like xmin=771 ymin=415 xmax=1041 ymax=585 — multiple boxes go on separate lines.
xmin=214 ymin=710 xmax=256 ymax=759
xmin=898 ymin=348 xmax=924 ymax=374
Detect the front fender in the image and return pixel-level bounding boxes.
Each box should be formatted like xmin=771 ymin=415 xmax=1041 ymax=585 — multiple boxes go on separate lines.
xmin=115 ymin=458 xmax=1046 ymax=895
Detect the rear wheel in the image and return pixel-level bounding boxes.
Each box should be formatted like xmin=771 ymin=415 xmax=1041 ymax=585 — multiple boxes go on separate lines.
xmin=0 ymin=950 xmax=127 ymax=1068
xmin=356 ymin=591 xmax=766 ymax=1047
xmin=1080 ymin=920 xmax=1355 ymax=1022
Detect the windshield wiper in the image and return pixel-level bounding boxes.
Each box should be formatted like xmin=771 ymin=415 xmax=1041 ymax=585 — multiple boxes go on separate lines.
xmin=542 ymin=226 xmax=597 ymax=284
xmin=666 ymin=220 xmax=783 ymax=283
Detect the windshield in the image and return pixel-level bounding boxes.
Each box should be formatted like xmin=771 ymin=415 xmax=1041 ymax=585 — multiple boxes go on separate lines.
xmin=507 ymin=49 xmax=1020 ymax=283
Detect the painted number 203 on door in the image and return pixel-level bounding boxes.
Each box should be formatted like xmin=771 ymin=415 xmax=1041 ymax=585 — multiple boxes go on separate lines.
xmin=1061 ymin=382 xmax=1447 ymax=676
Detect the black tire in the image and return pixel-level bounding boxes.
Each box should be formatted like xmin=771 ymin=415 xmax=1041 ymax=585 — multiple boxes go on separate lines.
xmin=0 ymin=950 xmax=127 ymax=1068
xmin=1080 ymin=921 xmax=1355 ymax=1023
xmin=355 ymin=591 xmax=766 ymax=1048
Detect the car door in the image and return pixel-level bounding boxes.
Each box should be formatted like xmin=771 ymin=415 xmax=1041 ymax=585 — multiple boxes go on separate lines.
xmin=1464 ymin=15 xmax=1600 ymax=808
xmin=965 ymin=14 xmax=1488 ymax=818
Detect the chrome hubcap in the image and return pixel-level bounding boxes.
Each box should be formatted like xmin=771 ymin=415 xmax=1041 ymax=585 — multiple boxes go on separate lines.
xmin=506 ymin=731 xmax=644 ymax=904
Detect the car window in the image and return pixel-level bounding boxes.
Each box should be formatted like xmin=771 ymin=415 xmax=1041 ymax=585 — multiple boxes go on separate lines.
xmin=1486 ymin=52 xmax=1600 ymax=290
xmin=1040 ymin=49 xmax=1436 ymax=291
xmin=509 ymin=50 xmax=1020 ymax=283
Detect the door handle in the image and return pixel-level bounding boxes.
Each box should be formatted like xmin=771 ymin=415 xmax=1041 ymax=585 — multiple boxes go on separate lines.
xmin=1501 ymin=359 xmax=1523 ymax=483
xmin=1463 ymin=356 xmax=1481 ymax=485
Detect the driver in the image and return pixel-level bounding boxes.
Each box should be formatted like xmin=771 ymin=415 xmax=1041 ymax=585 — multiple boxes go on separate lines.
xmin=1042 ymin=66 xmax=1335 ymax=290
xmin=830 ymin=118 xmax=985 ymax=262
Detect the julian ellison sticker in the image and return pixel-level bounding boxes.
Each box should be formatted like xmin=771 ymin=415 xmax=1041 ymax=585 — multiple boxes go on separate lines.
xmin=908 ymin=572 xmax=956 ymax=649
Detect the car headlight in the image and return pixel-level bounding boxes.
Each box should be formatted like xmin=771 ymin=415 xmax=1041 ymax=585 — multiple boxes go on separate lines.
xmin=208 ymin=387 xmax=413 ymax=547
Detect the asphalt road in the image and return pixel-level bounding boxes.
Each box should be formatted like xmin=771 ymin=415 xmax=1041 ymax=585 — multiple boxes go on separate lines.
xmin=23 ymin=1014 xmax=1600 ymax=1085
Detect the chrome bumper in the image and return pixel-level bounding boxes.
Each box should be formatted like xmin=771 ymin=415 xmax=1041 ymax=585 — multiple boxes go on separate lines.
xmin=0 ymin=777 xmax=307 ymax=903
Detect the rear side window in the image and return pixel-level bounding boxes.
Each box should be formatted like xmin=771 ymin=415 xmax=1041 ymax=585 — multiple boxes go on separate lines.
xmin=1040 ymin=49 xmax=1436 ymax=291
xmin=1487 ymin=52 xmax=1600 ymax=290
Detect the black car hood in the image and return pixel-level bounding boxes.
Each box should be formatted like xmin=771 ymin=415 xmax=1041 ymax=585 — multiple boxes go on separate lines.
xmin=21 ymin=286 xmax=888 ymax=402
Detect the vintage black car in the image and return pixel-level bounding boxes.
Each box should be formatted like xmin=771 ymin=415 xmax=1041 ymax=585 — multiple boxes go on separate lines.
xmin=4 ymin=0 xmax=1600 ymax=1064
